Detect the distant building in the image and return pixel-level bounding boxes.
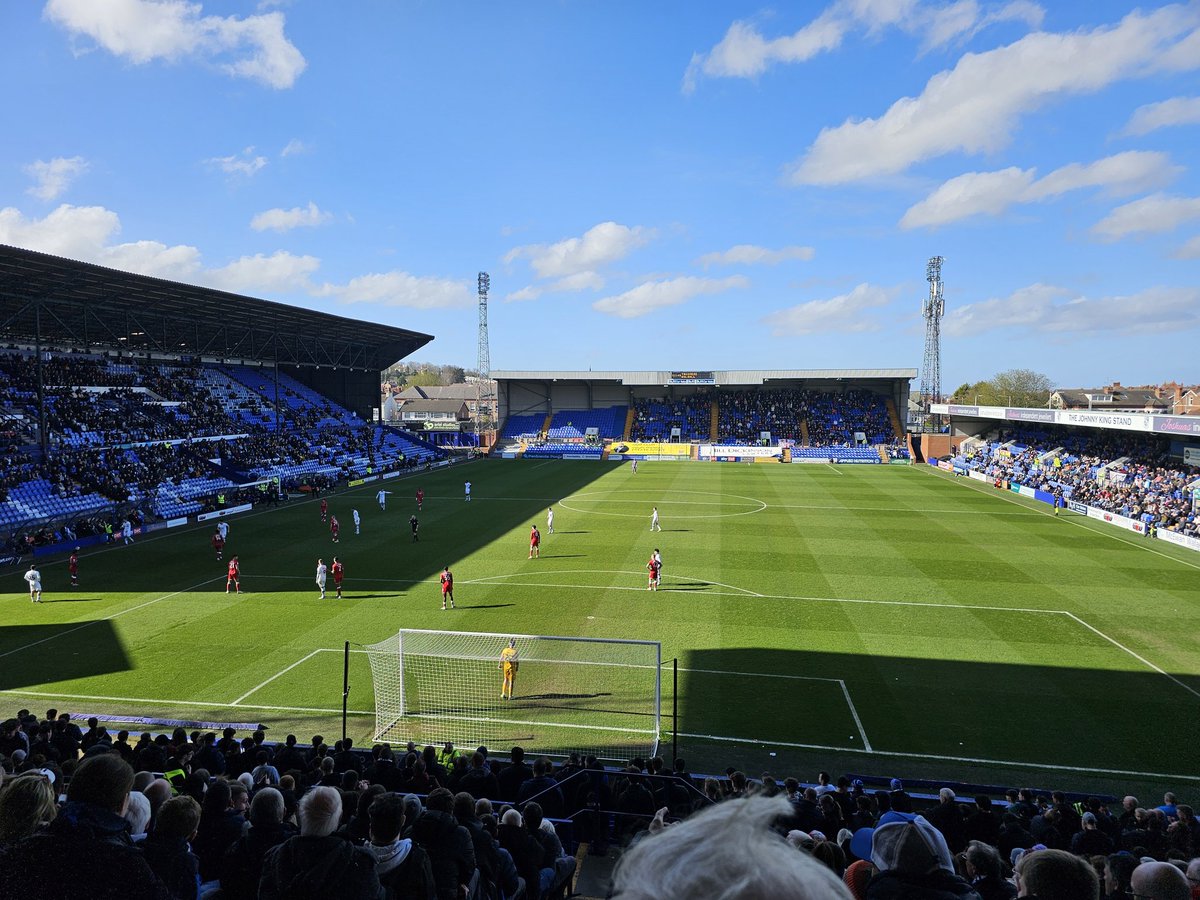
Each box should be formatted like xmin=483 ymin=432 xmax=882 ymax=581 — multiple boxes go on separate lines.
xmin=397 ymin=398 xmax=470 ymax=433
xmin=394 ymin=381 xmax=495 ymax=418
xmin=1050 ymin=381 xmax=1200 ymax=415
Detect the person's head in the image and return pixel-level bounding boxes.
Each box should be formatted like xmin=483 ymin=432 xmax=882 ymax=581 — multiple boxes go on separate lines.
xmin=202 ymin=778 xmax=231 ymax=816
xmin=612 ymin=796 xmax=852 ymax=900
xmin=1124 ymin=796 xmax=1139 ymax=813
xmin=369 ymin=792 xmax=405 ymax=845
xmin=1131 ymin=861 xmax=1190 ymax=900
xmin=426 ymin=787 xmax=453 ymax=814
xmin=453 ymin=791 xmax=476 ymax=822
xmin=524 ymin=801 xmax=544 ymax=832
xmin=123 ymin=790 xmax=151 ymax=836
xmin=508 ymin=638 xmax=516 ymax=649
xmin=940 ymin=788 xmax=956 ymax=804
xmin=871 ymin=815 xmax=953 ymax=875
xmin=476 ymin=797 xmax=493 ymax=817
xmin=298 ymin=786 xmax=342 ymax=837
xmin=1105 ymin=853 xmax=1139 ymax=897
xmin=143 ymin=778 xmax=172 ymax=816
xmin=155 ymin=795 xmax=201 ymax=842
xmin=1015 ymin=848 xmax=1100 ymax=900
xmin=0 ymin=773 xmax=58 ymax=843
xmin=67 ymin=753 xmax=134 ymax=814
xmin=1082 ymin=811 xmax=1098 ymax=830
xmin=229 ymin=781 xmax=250 ymax=816
xmin=965 ymin=840 xmax=1004 ymax=881
xmin=249 ymin=787 xmax=285 ymax=826
xmin=471 ymin=752 xmax=486 ymax=770
xmin=510 ymin=746 xmax=525 ymax=763
xmin=1164 ymin=793 xmax=1178 ymax=806
xmin=501 ymin=808 xmax=522 ymax=828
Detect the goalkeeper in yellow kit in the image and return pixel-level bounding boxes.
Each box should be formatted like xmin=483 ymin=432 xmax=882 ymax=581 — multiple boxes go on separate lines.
xmin=499 ymin=638 xmax=519 ymax=700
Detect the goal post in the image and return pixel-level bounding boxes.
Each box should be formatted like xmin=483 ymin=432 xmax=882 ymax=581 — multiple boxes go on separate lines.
xmin=365 ymin=629 xmax=661 ymax=762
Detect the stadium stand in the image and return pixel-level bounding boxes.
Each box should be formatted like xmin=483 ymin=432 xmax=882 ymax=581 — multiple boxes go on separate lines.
xmin=545 ymin=407 xmax=627 ymax=441
xmin=0 ymin=716 xmax=1192 ymax=900
xmin=954 ymin=427 xmax=1199 ymax=538
xmin=630 ymin=395 xmax=712 ymax=442
xmin=502 ymin=413 xmax=549 ymax=440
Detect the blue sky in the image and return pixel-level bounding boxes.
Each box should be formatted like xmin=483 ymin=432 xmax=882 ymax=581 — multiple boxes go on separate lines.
xmin=2 ymin=1 xmax=1199 ymax=390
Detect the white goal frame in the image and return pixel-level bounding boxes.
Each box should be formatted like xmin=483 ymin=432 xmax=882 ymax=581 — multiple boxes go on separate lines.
xmin=365 ymin=628 xmax=662 ymax=761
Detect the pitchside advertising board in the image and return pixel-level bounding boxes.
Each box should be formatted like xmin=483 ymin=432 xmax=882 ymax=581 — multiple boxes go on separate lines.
xmin=698 ymin=445 xmax=781 ymax=460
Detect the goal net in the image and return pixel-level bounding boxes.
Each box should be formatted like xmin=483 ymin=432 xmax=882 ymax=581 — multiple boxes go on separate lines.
xmin=365 ymin=629 xmax=661 ymax=762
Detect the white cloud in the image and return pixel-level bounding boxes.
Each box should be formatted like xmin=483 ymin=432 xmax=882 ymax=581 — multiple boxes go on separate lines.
xmin=280 ymin=137 xmax=309 ymax=156
xmin=901 ymin=151 xmax=1178 ymax=229
xmin=684 ymin=0 xmax=1043 ymax=92
xmin=250 ymin=201 xmax=332 ymax=232
xmin=592 ymin=275 xmax=747 ymax=319
xmin=505 ymin=222 xmax=653 ymax=279
xmin=945 ymin=283 xmax=1200 ymax=336
xmin=315 ymin=272 xmax=472 ymax=310
xmin=205 ymin=147 xmax=267 ymax=177
xmin=696 ymin=244 xmax=816 ymax=268
xmin=789 ymin=6 xmax=1200 ymax=185
xmin=1092 ymin=193 xmax=1200 ymax=241
xmin=901 ymin=167 xmax=1034 ymax=229
xmin=0 ymin=204 xmax=204 ymax=279
xmin=1122 ymin=95 xmax=1200 ymax=136
xmin=206 ymin=251 xmax=319 ymax=294
xmin=502 ymin=271 xmax=606 ymax=303
xmin=1173 ymin=235 xmax=1200 ymax=259
xmin=24 ymin=156 xmax=89 ymax=201
xmin=763 ymin=283 xmax=894 ymax=335
xmin=44 ymin=0 xmax=306 ymax=89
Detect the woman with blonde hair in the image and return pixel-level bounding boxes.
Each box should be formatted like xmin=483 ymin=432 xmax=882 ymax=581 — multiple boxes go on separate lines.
xmin=0 ymin=773 xmax=58 ymax=846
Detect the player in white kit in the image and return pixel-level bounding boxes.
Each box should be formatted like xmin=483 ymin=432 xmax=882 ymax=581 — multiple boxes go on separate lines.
xmin=376 ymin=489 xmax=390 ymax=511
xmin=352 ymin=509 xmax=361 ymax=534
xmin=25 ymin=565 xmax=42 ymax=603
xmin=315 ymin=559 xmax=327 ymax=599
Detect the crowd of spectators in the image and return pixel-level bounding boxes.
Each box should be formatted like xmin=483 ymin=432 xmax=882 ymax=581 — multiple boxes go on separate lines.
xmin=629 ymin=388 xmax=897 ymax=447
xmin=3 ymin=712 xmax=1199 ymax=900
xmin=961 ymin=428 xmax=1199 ymax=538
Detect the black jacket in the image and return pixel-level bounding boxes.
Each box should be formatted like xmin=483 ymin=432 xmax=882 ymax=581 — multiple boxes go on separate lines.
xmin=411 ymin=810 xmax=475 ymax=900
xmin=141 ymin=833 xmax=200 ymax=900
xmin=867 ymin=869 xmax=984 ymax=900
xmin=0 ymin=801 xmax=171 ymax=900
xmin=220 ymin=820 xmax=297 ymax=900
xmin=259 ymin=834 xmax=383 ymax=900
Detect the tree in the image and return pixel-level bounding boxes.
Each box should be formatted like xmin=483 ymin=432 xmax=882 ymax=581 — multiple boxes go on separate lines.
xmin=952 ymin=369 xmax=1051 ymax=407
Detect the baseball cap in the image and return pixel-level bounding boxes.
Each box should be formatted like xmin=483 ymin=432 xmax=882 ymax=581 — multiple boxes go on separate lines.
xmin=869 ymin=814 xmax=954 ymax=875
xmin=889 ymin=778 xmax=904 ymax=790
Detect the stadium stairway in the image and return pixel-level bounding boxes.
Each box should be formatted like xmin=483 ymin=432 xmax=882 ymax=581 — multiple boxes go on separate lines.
xmin=709 ymin=400 xmax=719 ymax=441
xmin=876 ymin=445 xmax=889 ymax=463
xmin=800 ymin=419 xmax=810 ymax=445
xmin=885 ymin=398 xmax=904 ymax=439
xmin=541 ymin=410 xmax=554 ymax=435
xmin=622 ymin=406 xmax=635 ymax=440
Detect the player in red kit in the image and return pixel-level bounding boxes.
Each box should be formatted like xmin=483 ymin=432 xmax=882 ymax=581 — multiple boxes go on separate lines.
xmin=440 ymin=565 xmax=454 ymax=610
xmin=416 ymin=488 xmax=424 ymax=511
xmin=646 ymin=553 xmax=660 ymax=591
xmin=528 ymin=525 xmax=541 ymax=559
xmin=68 ymin=549 xmax=79 ymax=587
xmin=320 ymin=498 xmax=328 ymax=522
xmin=226 ymin=555 xmax=242 ymax=594
xmin=330 ymin=515 xmax=340 ymax=543
xmin=211 ymin=528 xmax=225 ymax=561
xmin=331 ymin=557 xmax=344 ymax=599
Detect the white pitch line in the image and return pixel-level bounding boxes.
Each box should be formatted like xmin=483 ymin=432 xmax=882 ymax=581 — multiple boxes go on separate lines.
xmin=231 ymin=649 xmax=324 ymax=705
xmin=674 ymin=731 xmax=1200 ymax=782
xmin=839 ymin=680 xmax=873 ymax=752
xmin=1064 ymin=612 xmax=1200 ymax=702
xmin=825 ymin=464 xmax=845 ymax=476
xmin=0 ymin=575 xmax=225 ymax=661
xmin=460 ymin=569 xmax=763 ymax=597
xmin=0 ymin=687 xmax=373 ymax=716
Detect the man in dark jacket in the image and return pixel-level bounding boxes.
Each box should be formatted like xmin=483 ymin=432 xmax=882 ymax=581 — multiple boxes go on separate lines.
xmin=964 ymin=796 xmax=1001 ymax=848
xmin=412 ymin=787 xmax=476 ymax=900
xmin=497 ymin=746 xmax=533 ymax=802
xmin=459 ymin=752 xmax=501 ymax=801
xmin=141 ymin=795 xmax=202 ymax=900
xmin=517 ymin=757 xmax=565 ymax=818
xmin=259 ymin=786 xmax=382 ymax=900
xmin=220 ymin=787 xmax=297 ymax=900
xmin=927 ymin=788 xmax=968 ymax=854
xmin=454 ymin=791 xmax=499 ymax=891
xmin=0 ymin=754 xmax=171 ymax=900
xmin=367 ymin=792 xmax=436 ymax=900
xmin=862 ymin=813 xmax=982 ymax=900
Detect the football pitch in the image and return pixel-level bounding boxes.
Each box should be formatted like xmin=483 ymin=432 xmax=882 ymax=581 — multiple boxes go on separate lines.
xmin=4 ymin=459 xmax=1200 ymax=795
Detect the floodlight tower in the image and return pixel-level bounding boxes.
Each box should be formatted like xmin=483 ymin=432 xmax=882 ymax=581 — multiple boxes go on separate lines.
xmin=921 ymin=256 xmax=945 ymax=427
xmin=474 ymin=272 xmax=492 ymax=449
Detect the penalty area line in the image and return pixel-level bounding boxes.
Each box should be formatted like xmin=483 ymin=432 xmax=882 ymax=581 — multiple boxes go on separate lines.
xmin=231 ymin=649 xmax=325 ymax=706
xmin=674 ymin=731 xmax=1200 ymax=782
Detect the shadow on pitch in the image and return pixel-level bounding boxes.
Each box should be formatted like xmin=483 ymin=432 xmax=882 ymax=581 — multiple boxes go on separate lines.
xmin=44 ymin=597 xmax=106 ymax=603
xmin=677 ymin=646 xmax=1200 ymax=778
xmin=0 ymin=620 xmax=131 ymax=690
xmin=455 ymin=603 xmax=516 ymax=610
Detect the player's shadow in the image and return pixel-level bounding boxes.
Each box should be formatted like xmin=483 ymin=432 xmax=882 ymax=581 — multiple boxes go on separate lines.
xmin=459 ymin=603 xmax=516 ymax=610
xmin=554 ymin=531 xmax=590 ymax=534
xmin=0 ymin=621 xmax=130 ymax=690
xmin=543 ymin=554 xmax=587 ymax=559
xmin=346 ymin=593 xmax=402 ymax=600
xmin=664 ymin=582 xmax=711 ymax=590
xmin=45 ymin=597 xmax=106 ymax=603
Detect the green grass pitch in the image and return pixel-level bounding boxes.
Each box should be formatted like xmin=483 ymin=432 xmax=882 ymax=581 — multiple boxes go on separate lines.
xmin=4 ymin=459 xmax=1200 ymax=795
